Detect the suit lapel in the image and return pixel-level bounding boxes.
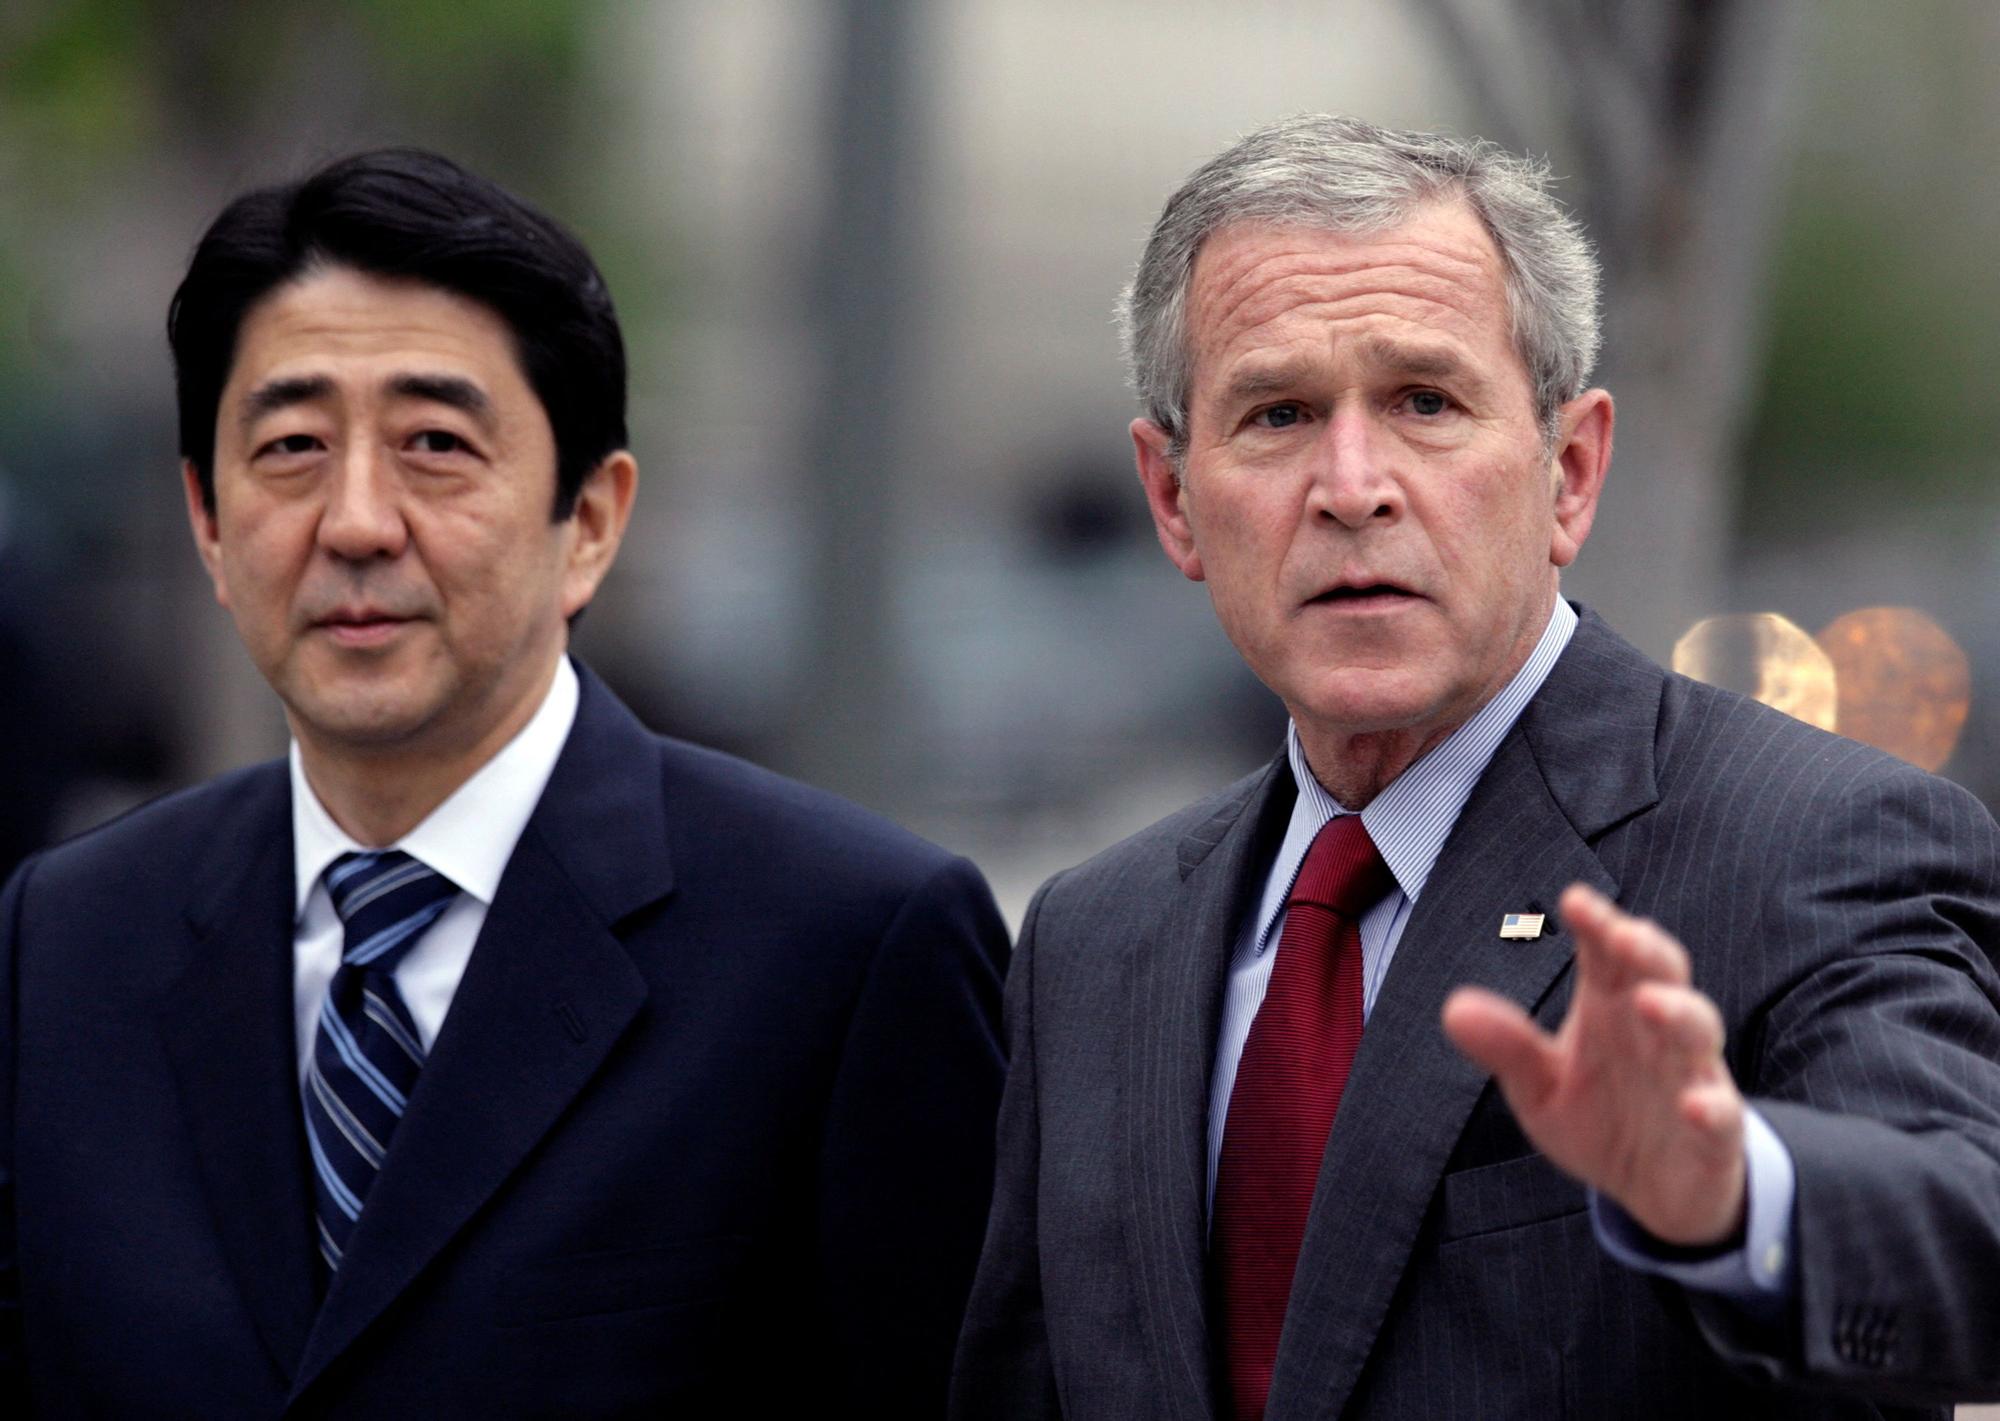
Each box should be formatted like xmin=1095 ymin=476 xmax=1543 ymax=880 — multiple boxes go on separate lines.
xmin=157 ymin=765 xmax=320 ymax=1380
xmin=290 ymin=667 xmax=672 ymax=1400
xmin=1267 ymin=609 xmax=1665 ymax=1420
xmin=1123 ymin=758 xmax=1291 ymax=1421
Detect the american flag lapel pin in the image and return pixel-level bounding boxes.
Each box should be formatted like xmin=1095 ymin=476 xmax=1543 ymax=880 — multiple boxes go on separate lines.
xmin=1498 ymin=912 xmax=1546 ymax=941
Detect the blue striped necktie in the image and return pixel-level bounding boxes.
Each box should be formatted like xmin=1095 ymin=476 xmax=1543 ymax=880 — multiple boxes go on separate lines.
xmin=303 ymin=850 xmax=458 ymax=1277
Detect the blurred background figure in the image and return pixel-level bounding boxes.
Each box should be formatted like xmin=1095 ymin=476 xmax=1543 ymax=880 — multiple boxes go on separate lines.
xmin=0 ymin=468 xmax=70 ymax=881
xmin=2 ymin=0 xmax=1997 ymax=949
xmin=0 ymin=460 xmax=160 ymax=883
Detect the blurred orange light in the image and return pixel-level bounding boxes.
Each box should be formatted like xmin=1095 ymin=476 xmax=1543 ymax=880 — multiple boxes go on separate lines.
xmin=1671 ymin=613 xmax=1838 ymax=732
xmin=1815 ymin=607 xmax=1970 ymax=772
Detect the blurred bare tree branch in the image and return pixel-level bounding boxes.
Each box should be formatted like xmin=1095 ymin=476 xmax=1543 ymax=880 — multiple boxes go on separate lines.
xmin=1412 ymin=0 xmax=1805 ymax=657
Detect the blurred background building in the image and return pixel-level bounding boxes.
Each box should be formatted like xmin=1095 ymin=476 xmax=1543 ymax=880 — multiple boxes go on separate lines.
xmin=4 ymin=0 xmax=1999 ymax=960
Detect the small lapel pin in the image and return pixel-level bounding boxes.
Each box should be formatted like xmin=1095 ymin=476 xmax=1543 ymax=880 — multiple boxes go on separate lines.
xmin=1499 ymin=912 xmax=1546 ymax=941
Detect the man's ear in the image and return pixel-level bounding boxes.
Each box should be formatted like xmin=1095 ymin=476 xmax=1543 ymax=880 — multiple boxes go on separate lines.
xmin=1132 ymin=418 xmax=1204 ymax=583
xmin=182 ymin=459 xmax=231 ymax=609
xmin=560 ymin=450 xmax=638 ymax=618
xmin=1549 ymin=389 xmax=1613 ymax=569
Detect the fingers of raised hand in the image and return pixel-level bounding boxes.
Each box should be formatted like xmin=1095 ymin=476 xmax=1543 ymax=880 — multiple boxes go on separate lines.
xmin=1559 ymin=883 xmax=1690 ymax=992
xmin=1633 ymin=980 xmax=1726 ymax=1064
xmin=1677 ymin=1077 xmax=1746 ymax=1139
xmin=1441 ymin=986 xmax=1560 ymax=1107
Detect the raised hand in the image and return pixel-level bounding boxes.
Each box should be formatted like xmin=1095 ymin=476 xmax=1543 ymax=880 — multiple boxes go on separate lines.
xmin=1440 ymin=883 xmax=1747 ymax=1247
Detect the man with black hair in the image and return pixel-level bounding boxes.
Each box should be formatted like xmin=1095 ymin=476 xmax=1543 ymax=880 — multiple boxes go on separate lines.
xmin=0 ymin=148 xmax=1008 ymax=1416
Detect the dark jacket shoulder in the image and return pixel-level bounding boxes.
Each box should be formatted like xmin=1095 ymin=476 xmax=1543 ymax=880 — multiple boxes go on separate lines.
xmin=1654 ymin=660 xmax=1978 ymax=813
xmin=541 ymin=664 xmax=994 ymax=938
xmin=5 ymin=759 xmax=287 ymax=910
xmin=653 ymin=733 xmax=969 ymax=891
xmin=1031 ymin=757 xmax=1284 ymax=931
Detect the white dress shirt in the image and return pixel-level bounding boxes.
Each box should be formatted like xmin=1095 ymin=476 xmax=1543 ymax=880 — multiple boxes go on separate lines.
xmin=1205 ymin=600 xmax=1794 ymax=1306
xmin=289 ymin=656 xmax=579 ymax=1074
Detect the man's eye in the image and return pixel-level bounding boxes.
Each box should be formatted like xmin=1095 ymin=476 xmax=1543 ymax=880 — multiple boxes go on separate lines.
xmin=410 ymin=430 xmax=468 ymax=454
xmin=1408 ymin=390 xmax=1449 ymax=416
xmin=1254 ymin=403 xmax=1307 ymax=430
xmin=258 ymin=433 xmax=321 ymax=457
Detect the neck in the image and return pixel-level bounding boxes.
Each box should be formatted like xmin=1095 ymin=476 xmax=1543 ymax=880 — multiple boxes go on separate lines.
xmin=295 ymin=657 xmax=560 ymax=847
xmin=298 ymin=754 xmax=464 ymax=848
xmin=1293 ymin=724 xmax=1456 ymax=810
xmin=1295 ymin=591 xmax=1559 ymax=808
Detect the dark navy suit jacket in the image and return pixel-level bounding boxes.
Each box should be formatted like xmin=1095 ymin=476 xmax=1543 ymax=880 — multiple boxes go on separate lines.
xmin=0 ymin=663 xmax=1009 ymax=1417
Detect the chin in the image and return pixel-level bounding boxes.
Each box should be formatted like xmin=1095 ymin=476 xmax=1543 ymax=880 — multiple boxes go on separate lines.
xmin=1284 ymin=666 xmax=1446 ymax=735
xmin=285 ymin=685 xmax=443 ymax=751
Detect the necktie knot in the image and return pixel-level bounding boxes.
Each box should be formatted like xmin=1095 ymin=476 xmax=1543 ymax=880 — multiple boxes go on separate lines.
xmin=324 ymin=850 xmax=458 ymax=974
xmin=1288 ymin=813 xmax=1392 ymax=918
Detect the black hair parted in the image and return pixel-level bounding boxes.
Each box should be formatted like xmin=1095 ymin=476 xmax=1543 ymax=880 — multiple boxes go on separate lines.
xmin=168 ymin=147 xmax=627 ymax=519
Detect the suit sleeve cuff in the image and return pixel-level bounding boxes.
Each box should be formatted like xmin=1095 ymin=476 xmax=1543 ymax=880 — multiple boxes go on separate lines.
xmin=1589 ymin=1104 xmax=1796 ymax=1313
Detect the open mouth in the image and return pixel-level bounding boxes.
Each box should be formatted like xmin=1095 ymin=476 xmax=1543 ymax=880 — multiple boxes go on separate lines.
xmin=1310 ymin=583 xmax=1417 ymax=605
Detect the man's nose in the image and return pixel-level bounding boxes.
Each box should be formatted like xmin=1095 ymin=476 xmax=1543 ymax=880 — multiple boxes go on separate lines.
xmin=317 ymin=444 xmax=408 ymax=561
xmin=1305 ymin=408 xmax=1402 ymax=529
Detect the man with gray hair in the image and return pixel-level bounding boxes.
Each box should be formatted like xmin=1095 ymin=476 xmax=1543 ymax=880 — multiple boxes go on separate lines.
xmin=951 ymin=115 xmax=2000 ymax=1419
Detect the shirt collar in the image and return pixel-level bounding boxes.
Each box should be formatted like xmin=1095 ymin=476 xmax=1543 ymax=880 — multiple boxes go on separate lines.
xmin=1250 ymin=598 xmax=1578 ymax=955
xmin=290 ymin=656 xmax=581 ymax=921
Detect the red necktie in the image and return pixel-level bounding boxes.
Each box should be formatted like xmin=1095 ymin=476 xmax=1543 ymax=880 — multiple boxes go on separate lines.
xmin=1212 ymin=814 xmax=1392 ymax=1421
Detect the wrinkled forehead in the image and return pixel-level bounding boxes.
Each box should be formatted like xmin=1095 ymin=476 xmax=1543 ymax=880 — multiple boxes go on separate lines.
xmin=1183 ymin=203 xmax=1518 ymax=388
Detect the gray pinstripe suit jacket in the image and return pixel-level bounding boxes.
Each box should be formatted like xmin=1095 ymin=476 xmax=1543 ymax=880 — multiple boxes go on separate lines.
xmin=952 ymin=608 xmax=2000 ymax=1420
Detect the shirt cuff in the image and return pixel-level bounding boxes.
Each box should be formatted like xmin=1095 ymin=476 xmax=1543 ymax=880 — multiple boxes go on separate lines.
xmin=1589 ymin=1104 xmax=1796 ymax=1310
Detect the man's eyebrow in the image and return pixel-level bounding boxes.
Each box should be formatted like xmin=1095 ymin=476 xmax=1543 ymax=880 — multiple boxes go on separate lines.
xmin=239 ymin=375 xmax=333 ymax=429
xmin=1354 ymin=336 xmax=1482 ymax=384
xmin=389 ymin=373 xmax=494 ymax=424
xmin=1215 ymin=341 xmax=1489 ymax=407
xmin=1218 ymin=361 xmax=1315 ymax=404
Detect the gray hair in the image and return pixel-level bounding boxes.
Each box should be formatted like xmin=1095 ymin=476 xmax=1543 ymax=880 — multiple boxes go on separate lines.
xmin=1117 ymin=113 xmax=1600 ymax=459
